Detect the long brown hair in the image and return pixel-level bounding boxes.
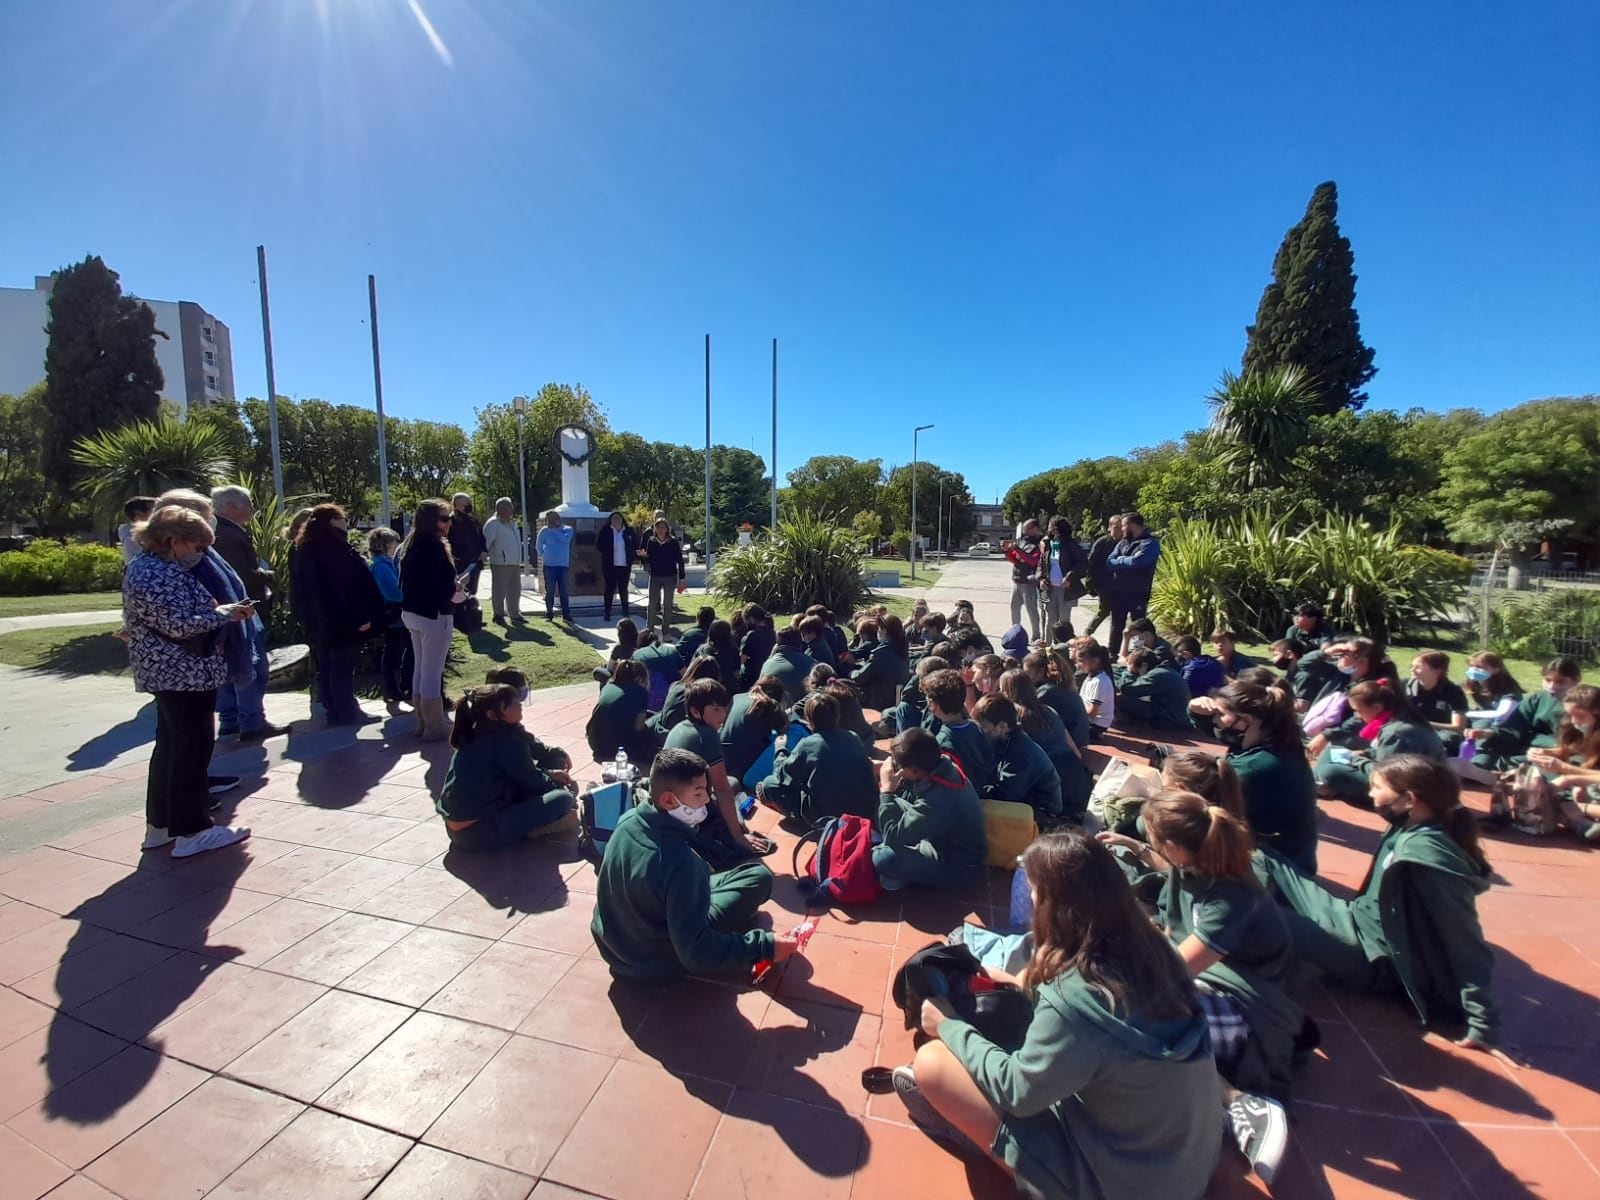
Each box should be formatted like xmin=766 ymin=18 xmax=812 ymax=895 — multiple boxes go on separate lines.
xmin=1465 ymin=651 xmax=1521 ymax=704
xmin=1024 ymin=648 xmax=1079 ymax=695
xmin=1021 ymin=831 xmax=1195 ymax=1020
xmin=296 ymin=502 xmax=348 ymax=546
xmin=1142 ymin=790 xmax=1257 ymax=884
xmin=1213 ymin=679 xmax=1302 ymax=756
xmin=998 ymin=669 xmax=1049 ymax=741
xmin=1349 ymin=677 xmax=1426 ymax=725
xmin=402 ymin=498 xmax=455 ymax=563
xmin=1555 ymin=684 xmax=1600 ymax=768
xmin=1160 ymin=750 xmax=1245 ymax=819
xmin=1371 ymin=754 xmax=1490 ymax=872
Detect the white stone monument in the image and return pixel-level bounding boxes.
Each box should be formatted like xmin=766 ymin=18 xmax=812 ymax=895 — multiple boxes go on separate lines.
xmin=554 ymin=424 xmax=603 ymax=518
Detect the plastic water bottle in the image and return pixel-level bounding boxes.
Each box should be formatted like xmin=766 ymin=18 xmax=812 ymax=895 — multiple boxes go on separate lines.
xmin=1458 ymin=734 xmax=1477 ymax=762
xmin=612 ymin=748 xmax=632 ymax=784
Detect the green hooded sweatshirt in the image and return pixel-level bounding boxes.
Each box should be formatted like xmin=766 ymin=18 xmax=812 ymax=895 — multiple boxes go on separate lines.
xmin=591 ymin=803 xmax=775 ymax=979
xmin=1118 ymin=665 xmax=1193 ymax=730
xmin=1354 ymin=821 xmax=1499 ymax=1045
xmin=758 ymin=727 xmax=877 ymax=823
xmin=758 ymin=644 xmax=814 ymax=706
xmin=1474 ymin=688 xmax=1565 ymax=768
xmin=940 ymin=970 xmax=1220 ymax=1200
xmin=877 ymin=754 xmax=987 ymax=872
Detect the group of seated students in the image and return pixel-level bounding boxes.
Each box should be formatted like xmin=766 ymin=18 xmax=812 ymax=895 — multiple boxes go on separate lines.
xmin=423 ymin=597 xmax=1546 ymax=1196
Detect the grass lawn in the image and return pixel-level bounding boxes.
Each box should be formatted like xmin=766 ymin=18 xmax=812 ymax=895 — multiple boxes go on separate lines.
xmin=864 ymin=557 xmax=941 ymax=587
xmin=0 ymin=592 xmax=123 ymax=618
xmin=1235 ymin=636 xmax=1551 ymax=692
xmin=0 ymin=622 xmax=127 ymax=675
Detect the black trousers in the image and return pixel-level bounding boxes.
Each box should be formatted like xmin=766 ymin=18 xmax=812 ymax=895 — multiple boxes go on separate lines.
xmin=1108 ymin=594 xmax=1149 ymax=660
xmin=148 ymin=689 xmax=218 ymax=837
xmin=601 ymin=564 xmax=631 ymax=618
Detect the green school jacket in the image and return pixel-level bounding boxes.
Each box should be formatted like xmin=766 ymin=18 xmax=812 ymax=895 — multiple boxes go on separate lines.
xmin=1119 ymin=666 xmax=1193 ymax=730
xmin=986 ymin=729 xmax=1062 ymax=819
xmin=1476 ymin=689 xmax=1564 ymax=767
xmin=1229 ymin=744 xmax=1319 ymax=876
xmin=438 ymin=723 xmax=560 ymax=823
xmin=1361 ymin=822 xmax=1498 ymax=1044
xmin=758 ymin=727 xmax=877 ymax=823
xmin=664 ymin=717 xmax=724 ymax=768
xmin=591 ymin=803 xmax=775 ymax=979
xmin=940 ymin=971 xmax=1220 ymax=1200
xmin=851 ymin=642 xmax=909 ymax=710
xmin=1038 ymin=682 xmax=1093 ymax=751
xmin=758 ymin=645 xmax=813 ymax=706
xmin=877 ymin=755 xmax=986 ymax=870
xmin=937 ymin=719 xmax=995 ymax=791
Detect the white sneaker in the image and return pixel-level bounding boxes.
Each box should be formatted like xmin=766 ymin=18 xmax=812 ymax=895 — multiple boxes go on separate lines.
xmin=1228 ymin=1093 xmax=1289 ymax=1185
xmin=171 ymin=825 xmax=251 ymax=859
xmin=141 ymin=825 xmax=174 ymax=850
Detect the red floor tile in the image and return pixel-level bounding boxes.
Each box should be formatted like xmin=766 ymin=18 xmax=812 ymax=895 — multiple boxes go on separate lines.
xmin=337 ymin=926 xmax=492 ymax=1007
xmin=36 ymin=1176 xmax=121 ymax=1200
xmin=1294 ymin=1021 xmax=1417 ymax=1117
xmin=0 ymin=1125 xmax=71 ymax=1200
xmin=288 ymin=855 xmax=415 ymax=909
xmin=546 ymin=1058 xmax=731 ymax=1200
xmin=692 ymin=1089 xmax=864 ymax=1200
xmin=0 ymin=901 xmax=58 ymax=944
xmin=255 ymin=911 xmax=412 ymax=986
xmin=366 ymin=1144 xmax=533 ymax=1200
xmin=1431 ymin=1123 xmax=1600 ymax=1199
xmin=350 ymin=866 xmax=470 ymax=924
xmin=1273 ymin=1107 xmax=1466 ymax=1199
xmin=423 ymin=1033 xmax=612 ymax=1176
xmin=10 ymin=930 xmax=167 ymax=1006
xmin=499 ymin=899 xmax=598 ymax=956
xmin=141 ymin=969 xmax=324 ymax=1070
xmin=231 ymin=846 xmax=357 ymax=897
xmin=206 ymin=1108 xmax=411 ymax=1200
xmin=777 ymin=932 xmax=895 ymax=1013
xmin=0 ymin=986 xmax=55 ymax=1049
xmin=516 ymin=955 xmax=658 ymax=1056
xmin=317 ymin=1010 xmax=508 ymax=1137
xmin=81 ymin=1076 xmax=302 ymax=1200
xmin=67 ymin=952 xmax=248 ymax=1042
xmin=1360 ymin=1029 xmax=1551 ymax=1127
xmin=742 ymin=998 xmax=883 ymax=1116
xmin=851 ymin=1115 xmax=1012 ymax=1200
xmin=0 ymin=1016 xmax=126 ymax=1124
xmin=422 ymin=941 xmax=578 ymax=1030
xmin=623 ymin=978 xmax=772 ymax=1085
xmin=198 ymin=896 xmax=342 ymax=966
xmin=223 ymin=988 xmax=412 ymax=1103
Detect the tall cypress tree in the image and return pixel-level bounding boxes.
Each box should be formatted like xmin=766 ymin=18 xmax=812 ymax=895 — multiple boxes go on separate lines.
xmin=1242 ymin=182 xmax=1376 ymax=414
xmin=41 ymin=255 xmax=166 ymax=494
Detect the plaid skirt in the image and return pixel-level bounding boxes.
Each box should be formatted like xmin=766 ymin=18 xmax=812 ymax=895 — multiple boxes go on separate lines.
xmin=1196 ymin=982 xmax=1250 ymax=1074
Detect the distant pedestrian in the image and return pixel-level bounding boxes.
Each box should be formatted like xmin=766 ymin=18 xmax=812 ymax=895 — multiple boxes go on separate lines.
xmin=401 ymin=498 xmax=466 ymax=741
xmin=1003 ymin=518 xmax=1044 ymax=641
xmin=482 ymin=497 xmax=525 ymax=624
xmin=1106 ymin=512 xmax=1160 ymax=657
xmin=597 ymin=511 xmax=638 ymax=620
xmin=368 ymin=526 xmax=413 ymax=714
xmin=118 ymin=496 xmax=154 ymax=564
xmin=536 ymin=509 xmax=575 ymax=621
xmin=292 ymin=504 xmax=385 ymax=727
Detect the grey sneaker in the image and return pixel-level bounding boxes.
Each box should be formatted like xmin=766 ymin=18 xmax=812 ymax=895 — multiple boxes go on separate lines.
xmin=1228 ymin=1092 xmax=1289 ymax=1185
xmin=891 ymin=1066 xmax=983 ymax=1157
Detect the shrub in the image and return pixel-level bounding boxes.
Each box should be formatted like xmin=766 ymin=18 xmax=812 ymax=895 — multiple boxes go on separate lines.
xmin=1465 ymin=587 xmax=1600 ymax=667
xmin=0 ymin=540 xmax=124 ymax=595
xmin=1148 ymin=511 xmax=1471 ymax=642
xmin=712 ymin=511 xmax=872 ymax=617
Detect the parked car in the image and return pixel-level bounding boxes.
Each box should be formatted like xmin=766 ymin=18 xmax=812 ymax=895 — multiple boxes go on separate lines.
xmin=968 ymin=541 xmax=991 ymax=557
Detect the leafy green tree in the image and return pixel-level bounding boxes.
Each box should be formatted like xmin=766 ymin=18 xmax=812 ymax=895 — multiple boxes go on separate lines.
xmin=40 ymin=256 xmax=166 ymax=502
xmin=71 ymin=416 xmax=234 ymax=509
xmin=1439 ymin=397 xmax=1600 ymax=549
xmin=386 ymin=417 xmax=469 ymax=506
xmin=702 ymin=446 xmax=771 ymax=548
xmin=1002 ymin=469 xmax=1063 ymax=526
xmin=850 ymin=509 xmax=883 ymax=547
xmin=467 ymin=383 xmax=610 ymax=518
xmin=1242 ymin=182 xmax=1377 ymax=414
xmin=0 ymin=387 xmax=52 ymax=528
xmin=593 ymin=431 xmax=700 ymax=518
xmin=189 ymin=397 xmax=261 ymax=481
xmin=1205 ymin=366 xmax=1317 ymax=489
xmin=882 ymin=463 xmax=973 ymax=552
xmin=784 ymin=456 xmax=885 ymax=522
xmin=291 ymin=400 xmax=379 ymax=515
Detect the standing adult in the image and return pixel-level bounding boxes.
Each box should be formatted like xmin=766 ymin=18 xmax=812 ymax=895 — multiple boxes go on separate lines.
xmin=291 ymin=504 xmax=385 ymax=727
xmin=123 ymin=505 xmax=253 ymax=858
xmin=597 ymin=511 xmax=638 ymax=621
xmin=1084 ymin=515 xmax=1123 ymax=640
xmin=536 ymin=509 xmax=575 ymax=622
xmin=401 ymin=498 xmax=466 ymax=741
xmin=1039 ymin=516 xmax=1089 ymax=640
xmin=118 ymin=497 xmax=154 ymax=564
xmin=1106 ymin=512 xmax=1160 ymax=658
xmin=481 ymin=497 xmax=525 ymax=625
xmin=447 ymin=492 xmax=487 ymax=601
xmin=1003 ymin=518 xmax=1045 ymax=642
xmin=641 ymin=518 xmax=686 ymax=634
xmin=210 ymin=485 xmax=288 ymax=741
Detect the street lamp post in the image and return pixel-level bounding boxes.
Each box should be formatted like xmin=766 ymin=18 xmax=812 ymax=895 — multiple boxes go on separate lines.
xmin=947 ymin=493 xmax=960 ymax=553
xmin=910 ymin=423 xmax=934 ymax=581
xmin=937 ymin=477 xmax=944 ymax=558
xmin=513 ymin=395 xmax=530 ymax=568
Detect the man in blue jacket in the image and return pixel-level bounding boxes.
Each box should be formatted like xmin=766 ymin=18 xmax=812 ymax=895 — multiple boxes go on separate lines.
xmin=535 ymin=510 xmax=575 ymax=621
xmin=1106 ymin=512 xmax=1160 ymax=659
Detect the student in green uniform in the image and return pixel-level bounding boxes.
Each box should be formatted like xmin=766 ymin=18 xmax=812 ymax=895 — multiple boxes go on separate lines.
xmin=755 ymin=692 xmax=878 ymax=823
xmin=1000 ymin=668 xmax=1092 ymax=821
xmin=1518 ymin=685 xmax=1600 ymax=840
xmin=797 ymin=614 xmax=836 ymax=669
xmin=1407 ymin=651 xmax=1469 ymax=754
xmin=1024 ymin=648 xmax=1094 ymax=753
xmin=823 ymin=678 xmax=879 ymax=749
xmin=585 ymin=660 xmax=659 ymax=765
xmin=437 ymin=685 xmax=578 ymax=851
xmin=1211 ymin=628 xmax=1259 ymax=679
xmin=662 ymin=678 xmax=772 ymax=862
xmin=1208 ymin=680 xmax=1319 ymax=874
xmin=1118 ymin=648 xmax=1194 ymax=730
xmin=886 ymin=654 xmax=950 ymax=737
xmin=974 ymin=694 xmax=1063 ymax=821
xmin=720 ymin=675 xmax=791 ymax=783
xmin=924 ymin=668 xmax=994 ymax=789
xmin=591 ymin=748 xmax=798 ymax=979
xmin=675 ymin=606 xmax=716 ymax=662
xmin=1124 ymin=617 xmax=1176 ymax=666
xmin=1262 ymin=755 xmax=1499 ymax=1048
xmin=852 ymin=613 xmax=912 ymax=711
xmin=1461 ymin=651 xmax=1524 ymax=732
xmin=758 ymin=626 xmax=813 ymax=706
xmin=1285 ymin=602 xmax=1337 ymax=649
xmin=654 ymin=656 xmax=723 ymax=737
xmin=484 ymin=666 xmax=575 ymax=776
xmin=738 ymin=604 xmax=777 ymax=690
xmin=1100 ymin=790 xmax=1299 ymax=1182
xmin=696 ymin=619 xmax=744 ymax=692
xmin=871 ymin=728 xmax=987 ymax=891
xmin=1470 ymin=656 xmax=1581 ymax=771
xmin=894 ymin=830 xmax=1220 ymax=1199
xmin=1313 ymin=678 xmax=1446 ymax=808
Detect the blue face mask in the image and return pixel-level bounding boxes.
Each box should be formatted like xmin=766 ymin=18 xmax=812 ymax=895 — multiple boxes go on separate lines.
xmin=1338 ymin=663 xmax=1358 ymax=676
xmin=1464 ymin=667 xmax=1491 ymax=683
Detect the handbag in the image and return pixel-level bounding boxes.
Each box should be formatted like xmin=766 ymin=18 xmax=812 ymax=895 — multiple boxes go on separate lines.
xmin=891 ymin=942 xmax=1035 ymax=1052
xmin=1506 ymin=763 xmax=1559 ymax=835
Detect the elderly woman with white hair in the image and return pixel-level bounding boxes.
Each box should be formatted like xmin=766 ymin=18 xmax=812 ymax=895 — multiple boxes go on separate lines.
xmin=123 ymin=505 xmax=255 ymax=858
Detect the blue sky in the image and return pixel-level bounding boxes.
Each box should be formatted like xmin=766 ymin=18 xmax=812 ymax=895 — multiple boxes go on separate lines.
xmin=2 ymin=0 xmax=1596 ymax=504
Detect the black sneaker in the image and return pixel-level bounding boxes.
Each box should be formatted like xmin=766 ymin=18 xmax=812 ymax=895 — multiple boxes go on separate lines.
xmin=207 ymin=775 xmax=242 ymax=796
xmin=1228 ymin=1093 xmax=1289 ymax=1185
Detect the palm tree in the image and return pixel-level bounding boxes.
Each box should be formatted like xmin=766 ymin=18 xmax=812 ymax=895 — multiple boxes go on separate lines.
xmin=71 ymin=415 xmax=234 ymax=506
xmin=1204 ymin=366 xmax=1319 ymax=490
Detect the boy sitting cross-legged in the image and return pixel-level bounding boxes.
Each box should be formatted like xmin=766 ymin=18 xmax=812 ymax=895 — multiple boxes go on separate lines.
xmin=591 ymin=748 xmax=798 ymax=979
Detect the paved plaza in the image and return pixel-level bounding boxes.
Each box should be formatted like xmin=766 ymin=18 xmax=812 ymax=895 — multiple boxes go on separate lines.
xmin=0 ymin=560 xmax=1597 ymax=1198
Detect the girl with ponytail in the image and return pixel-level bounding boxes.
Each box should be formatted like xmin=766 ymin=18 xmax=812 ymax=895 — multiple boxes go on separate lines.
xmin=1208 ymin=682 xmax=1320 ymax=874
xmin=1261 ymin=754 xmax=1499 ymax=1050
xmin=439 ymin=685 xmax=578 ymax=851
xmin=1312 ymin=678 xmax=1447 ymax=810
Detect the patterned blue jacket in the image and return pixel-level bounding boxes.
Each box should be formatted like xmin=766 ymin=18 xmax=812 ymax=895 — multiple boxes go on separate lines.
xmin=122 ymin=553 xmax=233 ymax=693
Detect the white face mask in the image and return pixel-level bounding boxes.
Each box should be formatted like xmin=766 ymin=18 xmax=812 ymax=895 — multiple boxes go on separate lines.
xmin=666 ymin=801 xmax=708 ymax=828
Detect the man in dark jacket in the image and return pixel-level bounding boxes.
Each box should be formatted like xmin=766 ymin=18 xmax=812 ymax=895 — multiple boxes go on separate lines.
xmin=596 ymin=511 xmax=638 ymax=621
xmin=209 ymin=485 xmax=288 ymax=741
xmin=1106 ymin=511 xmax=1160 ymax=658
xmin=448 ymin=492 xmax=487 ymax=600
xmin=1003 ymin=518 xmax=1044 ymax=641
xmin=1084 ymin=514 xmax=1123 ymax=640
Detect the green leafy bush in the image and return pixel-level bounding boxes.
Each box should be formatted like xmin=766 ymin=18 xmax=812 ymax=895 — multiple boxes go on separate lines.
xmin=0 ymin=540 xmax=124 ymax=595
xmin=712 ymin=511 xmax=872 ymax=617
xmin=1465 ymin=587 xmax=1600 ymax=667
xmin=1149 ymin=512 xmax=1471 ymax=642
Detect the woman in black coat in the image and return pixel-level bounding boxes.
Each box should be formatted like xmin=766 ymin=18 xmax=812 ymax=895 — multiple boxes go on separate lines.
xmin=292 ymin=504 xmax=384 ymax=726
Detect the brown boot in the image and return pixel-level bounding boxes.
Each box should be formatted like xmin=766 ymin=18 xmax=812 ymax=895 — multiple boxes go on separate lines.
xmin=418 ymin=697 xmax=451 ymax=742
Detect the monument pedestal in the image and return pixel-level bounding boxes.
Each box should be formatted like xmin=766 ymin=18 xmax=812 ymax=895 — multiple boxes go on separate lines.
xmin=553 ymin=502 xmax=608 ymax=597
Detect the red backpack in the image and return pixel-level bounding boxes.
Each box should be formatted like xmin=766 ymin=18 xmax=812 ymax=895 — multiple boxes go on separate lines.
xmin=793 ymin=814 xmax=881 ymax=907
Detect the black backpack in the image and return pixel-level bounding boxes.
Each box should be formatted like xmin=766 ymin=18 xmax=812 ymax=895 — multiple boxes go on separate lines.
xmin=890 ymin=942 xmax=1034 ymax=1052
xmin=453 ymin=596 xmax=484 ymax=634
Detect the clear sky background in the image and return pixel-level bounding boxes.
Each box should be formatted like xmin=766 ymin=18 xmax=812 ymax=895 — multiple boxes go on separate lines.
xmin=2 ymin=0 xmax=1596 ymax=504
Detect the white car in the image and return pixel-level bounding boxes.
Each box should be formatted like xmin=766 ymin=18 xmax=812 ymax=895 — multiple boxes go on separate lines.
xmin=968 ymin=541 xmax=992 ymax=557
